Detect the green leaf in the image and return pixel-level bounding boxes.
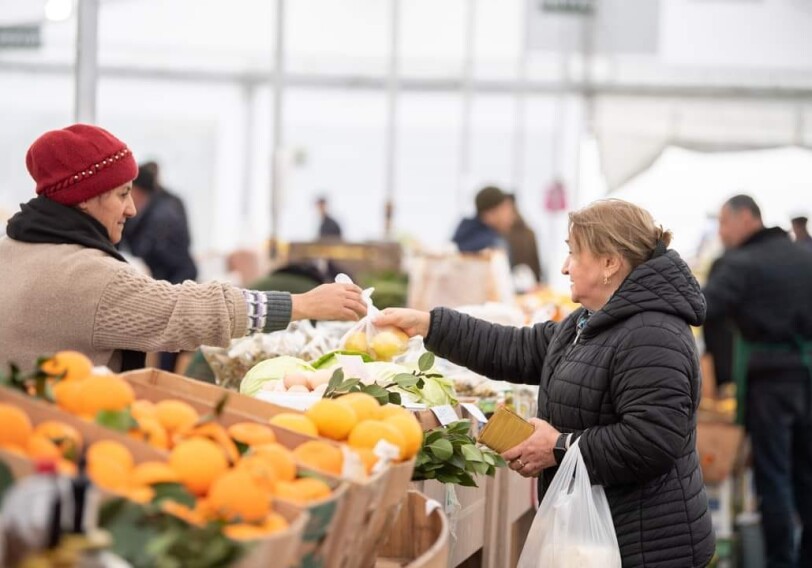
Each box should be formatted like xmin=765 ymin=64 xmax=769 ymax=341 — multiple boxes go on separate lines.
xmin=214 ymin=394 xmax=229 ymax=416
xmin=461 ymin=445 xmax=484 ymax=462
xmin=393 ymin=373 xmax=421 ymax=389
xmin=152 ymin=483 xmax=196 ymax=507
xmin=360 ymin=384 xmax=390 ymax=405
xmin=328 ymin=369 xmax=344 ymax=391
xmin=470 ymin=461 xmax=490 ymax=475
xmin=428 ymin=439 xmax=454 ymax=461
xmin=96 ymin=409 xmax=138 ymax=432
xmin=234 ymin=441 xmax=250 ymax=456
xmin=388 ymin=392 xmax=402 ymax=406
xmin=418 ymin=352 xmax=435 ymax=372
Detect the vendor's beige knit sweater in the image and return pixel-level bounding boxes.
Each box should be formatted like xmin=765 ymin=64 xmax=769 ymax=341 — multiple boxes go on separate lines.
xmin=0 ymin=239 xmax=291 ymax=372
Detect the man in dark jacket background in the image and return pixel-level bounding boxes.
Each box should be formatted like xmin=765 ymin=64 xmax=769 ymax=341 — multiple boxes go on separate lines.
xmin=703 ymin=194 xmax=812 ymax=568
xmin=120 ymin=164 xmax=199 ymax=372
xmin=451 ymin=186 xmax=515 ymax=253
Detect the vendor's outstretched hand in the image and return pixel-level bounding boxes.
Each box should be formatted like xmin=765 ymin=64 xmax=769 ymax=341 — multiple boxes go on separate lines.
xmin=375 ymin=308 xmax=431 ymax=338
xmin=291 ymin=283 xmax=366 ymax=321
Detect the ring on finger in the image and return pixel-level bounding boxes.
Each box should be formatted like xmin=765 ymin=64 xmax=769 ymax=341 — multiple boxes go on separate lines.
xmin=515 ymin=458 xmax=524 ymax=469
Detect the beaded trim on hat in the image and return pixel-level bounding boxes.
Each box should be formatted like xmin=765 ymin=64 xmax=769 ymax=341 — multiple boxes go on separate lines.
xmin=40 ymin=147 xmax=133 ymax=198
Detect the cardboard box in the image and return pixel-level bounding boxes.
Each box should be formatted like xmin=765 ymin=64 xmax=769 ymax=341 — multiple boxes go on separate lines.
xmin=697 ymin=420 xmax=745 ymax=484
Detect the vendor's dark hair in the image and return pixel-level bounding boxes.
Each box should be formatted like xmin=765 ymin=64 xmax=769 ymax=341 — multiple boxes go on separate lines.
xmin=725 ymin=194 xmax=761 ymax=220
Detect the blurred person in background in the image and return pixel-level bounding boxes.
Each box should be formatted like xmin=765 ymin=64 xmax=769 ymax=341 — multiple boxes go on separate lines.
xmin=380 ymin=199 xmax=714 ymax=567
xmin=505 ymin=193 xmax=542 ymax=285
xmin=0 ymin=124 xmax=366 ymax=374
xmin=791 ymin=215 xmax=812 ymax=252
xmin=119 ymin=164 xmax=198 ymax=373
xmin=452 ymin=185 xmax=515 ymax=253
xmin=704 ymin=194 xmax=812 ymax=568
xmin=316 ymin=196 xmax=342 ymax=240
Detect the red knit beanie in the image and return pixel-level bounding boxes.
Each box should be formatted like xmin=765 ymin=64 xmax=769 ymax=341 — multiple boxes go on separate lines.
xmin=25 ymin=124 xmax=138 ymax=206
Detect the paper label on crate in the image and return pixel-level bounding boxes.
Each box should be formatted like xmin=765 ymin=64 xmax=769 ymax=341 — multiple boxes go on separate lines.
xmin=461 ymin=402 xmax=488 ymax=424
xmin=431 ymin=405 xmax=459 ymax=426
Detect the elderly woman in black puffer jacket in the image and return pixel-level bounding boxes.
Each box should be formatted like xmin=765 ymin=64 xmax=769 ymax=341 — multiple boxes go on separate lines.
xmin=377 ymin=199 xmax=714 ymax=568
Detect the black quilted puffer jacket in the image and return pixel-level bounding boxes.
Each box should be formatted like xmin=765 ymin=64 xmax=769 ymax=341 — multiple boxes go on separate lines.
xmin=425 ymin=250 xmax=715 ymax=568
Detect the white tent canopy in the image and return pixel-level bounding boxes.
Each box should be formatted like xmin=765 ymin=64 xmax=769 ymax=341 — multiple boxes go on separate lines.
xmin=612 ymin=146 xmax=812 ymax=261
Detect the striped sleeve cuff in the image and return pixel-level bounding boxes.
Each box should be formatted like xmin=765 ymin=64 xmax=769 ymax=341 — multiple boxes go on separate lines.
xmin=240 ymin=290 xmax=292 ymax=335
xmin=263 ymin=291 xmax=292 ymax=332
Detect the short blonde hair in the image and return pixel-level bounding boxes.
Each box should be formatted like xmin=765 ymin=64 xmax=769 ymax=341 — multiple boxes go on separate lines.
xmin=568 ymin=199 xmax=672 ymax=269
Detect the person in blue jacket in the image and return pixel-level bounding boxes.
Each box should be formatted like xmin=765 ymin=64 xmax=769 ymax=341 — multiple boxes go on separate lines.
xmin=452 ymin=186 xmax=515 ymax=253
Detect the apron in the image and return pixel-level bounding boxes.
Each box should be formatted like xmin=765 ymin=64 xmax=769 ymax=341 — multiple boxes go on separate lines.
xmin=732 ymin=334 xmax=812 ymax=425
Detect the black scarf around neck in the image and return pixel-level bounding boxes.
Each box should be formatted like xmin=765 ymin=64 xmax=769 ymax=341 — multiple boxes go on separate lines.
xmin=6 ymin=196 xmax=146 ymax=371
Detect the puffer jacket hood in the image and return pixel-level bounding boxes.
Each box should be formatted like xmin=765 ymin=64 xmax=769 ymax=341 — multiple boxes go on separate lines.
xmin=586 ymin=250 xmax=706 ymax=338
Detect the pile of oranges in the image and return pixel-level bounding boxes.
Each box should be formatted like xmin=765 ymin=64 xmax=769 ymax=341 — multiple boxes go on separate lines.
xmin=1 ymin=351 xmax=355 ymax=541
xmin=269 ymin=391 xmax=424 ymax=475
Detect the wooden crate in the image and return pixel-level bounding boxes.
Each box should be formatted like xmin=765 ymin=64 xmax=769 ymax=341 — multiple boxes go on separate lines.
xmin=121 ymin=369 xmax=411 ymax=568
xmin=376 ymin=491 xmax=449 ymax=568
xmin=0 ymin=388 xmax=308 ymax=568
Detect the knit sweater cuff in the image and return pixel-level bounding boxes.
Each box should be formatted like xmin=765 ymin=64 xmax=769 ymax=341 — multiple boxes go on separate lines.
xmin=263 ymin=291 xmax=292 ymax=333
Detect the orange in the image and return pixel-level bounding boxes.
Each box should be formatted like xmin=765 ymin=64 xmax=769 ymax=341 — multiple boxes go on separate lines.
xmin=26 ymin=435 xmax=62 ymax=461
xmin=33 ymin=421 xmax=83 ymax=459
xmin=208 ymin=470 xmax=271 ymax=522
xmin=293 ymin=440 xmax=343 ymax=476
xmin=77 ymin=375 xmax=135 ymax=416
xmin=155 ymin=400 xmax=199 ymax=434
xmin=274 ymin=478 xmax=332 ymax=504
xmin=353 ymin=448 xmax=378 ymax=475
xmin=57 ymin=459 xmax=78 ymax=476
xmin=305 ymin=399 xmax=358 ymax=441
xmin=53 ymin=380 xmax=84 ymax=414
xmin=0 ymin=444 xmax=26 ymax=456
xmin=162 ymin=501 xmax=205 ymax=526
xmin=39 ymin=350 xmax=93 ymax=382
xmin=131 ymin=461 xmax=180 ymax=486
xmin=228 ymin=422 xmax=277 ymax=447
xmin=175 ymin=422 xmax=240 ymax=465
xmin=130 ymin=399 xmax=157 ymax=422
xmin=348 ymin=420 xmax=405 ymax=460
xmin=236 ymin=455 xmax=278 ymax=492
xmin=384 ymin=415 xmax=423 ymax=459
xmin=249 ymin=444 xmax=297 ymax=483
xmin=0 ymin=403 xmax=33 ymax=448
xmin=268 ymin=413 xmax=318 ymax=437
xmin=375 ymin=404 xmax=412 ymax=421
xmin=87 ymin=440 xmax=135 ymax=471
xmin=262 ymin=512 xmax=289 ymax=533
xmin=122 ymin=486 xmax=155 ymax=504
xmin=88 ymin=456 xmax=130 ymax=491
xmin=129 ymin=417 xmax=169 ymax=450
xmin=169 ymin=438 xmax=229 ymax=496
xmin=336 ymin=392 xmax=380 ymax=422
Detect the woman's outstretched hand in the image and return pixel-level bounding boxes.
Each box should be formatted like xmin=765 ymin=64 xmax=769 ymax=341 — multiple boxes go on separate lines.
xmin=375 ymin=308 xmax=431 ymax=338
xmin=291 ymin=283 xmax=366 ymax=321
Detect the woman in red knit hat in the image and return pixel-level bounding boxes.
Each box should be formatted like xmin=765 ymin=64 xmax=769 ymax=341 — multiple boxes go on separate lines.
xmin=0 ymin=124 xmax=366 ymax=372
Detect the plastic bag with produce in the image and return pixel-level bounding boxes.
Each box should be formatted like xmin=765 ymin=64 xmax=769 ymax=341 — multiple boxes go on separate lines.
xmin=336 ymin=274 xmax=409 ymax=362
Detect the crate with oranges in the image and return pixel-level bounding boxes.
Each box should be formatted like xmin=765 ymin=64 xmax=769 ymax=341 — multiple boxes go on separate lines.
xmin=119 ymin=366 xmax=421 ymax=567
xmin=0 ymin=388 xmax=309 ymax=568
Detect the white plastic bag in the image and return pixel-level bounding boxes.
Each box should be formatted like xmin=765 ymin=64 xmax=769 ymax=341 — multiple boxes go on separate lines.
xmin=517 ymin=439 xmax=621 ymax=568
xmin=336 ymin=274 xmax=409 ymax=361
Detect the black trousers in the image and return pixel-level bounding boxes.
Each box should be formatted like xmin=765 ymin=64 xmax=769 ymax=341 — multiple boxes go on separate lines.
xmin=747 ymin=374 xmax=812 ymax=568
